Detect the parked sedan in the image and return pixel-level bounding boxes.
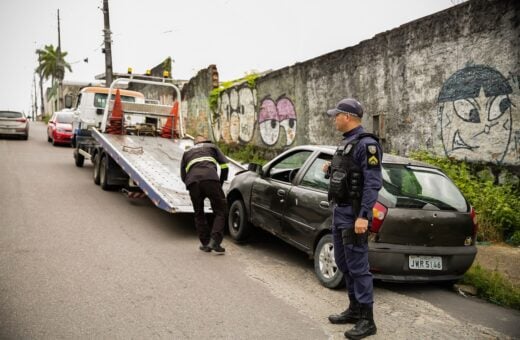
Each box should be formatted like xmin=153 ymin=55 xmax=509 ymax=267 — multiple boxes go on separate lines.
xmin=0 ymin=110 xmax=29 ymax=140
xmin=226 ymin=145 xmax=477 ymax=288
xmin=47 ymin=111 xmax=74 ymax=146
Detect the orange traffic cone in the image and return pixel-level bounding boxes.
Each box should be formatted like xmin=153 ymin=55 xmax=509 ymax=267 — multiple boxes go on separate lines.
xmin=107 ymin=89 xmax=123 ymax=135
xmin=161 ymin=101 xmax=179 ymax=139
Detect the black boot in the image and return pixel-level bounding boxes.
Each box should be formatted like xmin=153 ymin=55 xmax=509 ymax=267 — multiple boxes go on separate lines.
xmin=328 ymin=299 xmax=361 ymax=324
xmin=208 ymin=239 xmax=225 ymax=253
xmin=344 ymin=304 xmax=377 ymax=339
xmin=199 ymin=244 xmax=211 ymax=252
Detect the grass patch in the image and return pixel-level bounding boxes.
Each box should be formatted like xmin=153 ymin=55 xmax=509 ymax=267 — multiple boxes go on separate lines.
xmin=461 ymin=263 xmax=520 ymax=310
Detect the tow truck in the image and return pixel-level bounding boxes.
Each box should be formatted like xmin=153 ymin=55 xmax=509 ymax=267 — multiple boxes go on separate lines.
xmin=74 ymin=77 xmax=243 ymax=213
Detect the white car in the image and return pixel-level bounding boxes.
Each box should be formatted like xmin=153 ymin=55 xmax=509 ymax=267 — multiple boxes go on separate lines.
xmin=0 ymin=110 xmax=29 ymax=140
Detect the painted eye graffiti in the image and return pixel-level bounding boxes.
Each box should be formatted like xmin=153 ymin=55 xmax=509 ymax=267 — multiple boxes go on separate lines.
xmin=488 ymin=95 xmax=511 ymax=121
xmin=258 ymin=99 xmax=280 ymax=146
xmin=258 ymin=96 xmax=298 ymax=146
xmin=453 ymin=99 xmax=481 ymax=123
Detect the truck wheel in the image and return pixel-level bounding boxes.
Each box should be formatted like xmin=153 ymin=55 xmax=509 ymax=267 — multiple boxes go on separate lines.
xmin=93 ymin=153 xmax=101 ymax=185
xmin=228 ymin=199 xmax=252 ymax=242
xmin=99 ymin=154 xmax=113 ymax=191
xmin=314 ymin=234 xmax=344 ymax=289
xmin=74 ymin=148 xmax=85 ymax=167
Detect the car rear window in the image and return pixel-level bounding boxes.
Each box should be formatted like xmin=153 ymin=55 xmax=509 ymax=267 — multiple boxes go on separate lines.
xmin=0 ymin=111 xmax=23 ymax=118
xmin=56 ymin=113 xmax=73 ymax=123
xmin=380 ymin=164 xmax=468 ymax=212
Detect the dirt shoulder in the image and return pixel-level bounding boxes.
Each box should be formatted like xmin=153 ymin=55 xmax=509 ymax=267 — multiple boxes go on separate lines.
xmin=474 ymin=243 xmax=520 ymax=286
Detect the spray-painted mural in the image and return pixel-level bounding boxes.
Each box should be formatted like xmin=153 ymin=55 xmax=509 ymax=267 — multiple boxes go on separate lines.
xmin=211 ymin=88 xmax=298 ymax=146
xmin=438 ymin=65 xmax=518 ymax=164
xmin=258 ymin=96 xmax=297 ymax=146
xmin=212 ymin=86 xmax=257 ymax=143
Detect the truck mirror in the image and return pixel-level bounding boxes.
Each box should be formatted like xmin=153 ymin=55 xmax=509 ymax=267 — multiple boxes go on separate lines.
xmin=96 ymin=108 xmax=104 ymax=115
xmin=64 ymin=94 xmax=73 ymax=108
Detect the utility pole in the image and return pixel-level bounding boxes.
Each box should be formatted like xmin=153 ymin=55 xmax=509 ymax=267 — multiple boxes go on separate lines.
xmin=57 ymin=9 xmax=63 ymax=111
xmin=33 ymin=74 xmax=38 ymax=121
xmin=103 ymin=0 xmax=113 ymax=87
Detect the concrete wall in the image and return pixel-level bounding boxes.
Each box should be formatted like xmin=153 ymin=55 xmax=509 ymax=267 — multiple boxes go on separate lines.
xmin=183 ymin=0 xmax=520 ymax=166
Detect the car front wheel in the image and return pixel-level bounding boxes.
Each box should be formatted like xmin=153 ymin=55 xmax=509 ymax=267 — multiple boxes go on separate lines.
xmin=314 ymin=233 xmax=344 ymax=289
xmin=228 ymin=199 xmax=252 ymax=242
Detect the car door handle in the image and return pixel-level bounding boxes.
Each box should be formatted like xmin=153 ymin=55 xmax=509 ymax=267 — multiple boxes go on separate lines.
xmin=277 ymin=189 xmax=285 ymax=197
xmin=319 ymin=201 xmax=330 ymax=209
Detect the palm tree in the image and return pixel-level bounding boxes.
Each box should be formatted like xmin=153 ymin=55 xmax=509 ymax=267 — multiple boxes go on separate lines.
xmin=35 ymin=44 xmax=72 ymax=114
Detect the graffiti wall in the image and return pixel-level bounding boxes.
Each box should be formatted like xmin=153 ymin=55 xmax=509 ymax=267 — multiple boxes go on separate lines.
xmin=182 ymin=0 xmax=519 ymax=168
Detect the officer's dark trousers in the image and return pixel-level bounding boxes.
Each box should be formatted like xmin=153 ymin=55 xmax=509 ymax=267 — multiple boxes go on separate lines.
xmin=188 ymin=180 xmax=227 ymax=245
xmin=332 ymin=208 xmax=374 ymax=306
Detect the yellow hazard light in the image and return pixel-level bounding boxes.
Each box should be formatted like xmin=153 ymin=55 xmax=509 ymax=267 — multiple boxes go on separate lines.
xmin=127 ymin=67 xmax=133 ymax=74
xmin=163 ymin=70 xmax=170 ymax=78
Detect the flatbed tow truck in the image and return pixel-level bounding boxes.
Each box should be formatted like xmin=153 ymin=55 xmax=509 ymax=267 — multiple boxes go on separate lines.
xmin=74 ymin=77 xmax=243 ymax=213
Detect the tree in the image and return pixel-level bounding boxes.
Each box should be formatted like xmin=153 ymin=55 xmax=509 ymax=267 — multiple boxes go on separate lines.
xmin=36 ymin=44 xmax=72 ymax=84
xmin=35 ymin=44 xmax=72 ymax=114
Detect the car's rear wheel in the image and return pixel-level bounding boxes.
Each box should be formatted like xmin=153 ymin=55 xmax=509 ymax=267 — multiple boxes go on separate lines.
xmin=228 ymin=199 xmax=252 ymax=242
xmin=93 ymin=153 xmax=101 ymax=185
xmin=314 ymin=234 xmax=344 ymax=289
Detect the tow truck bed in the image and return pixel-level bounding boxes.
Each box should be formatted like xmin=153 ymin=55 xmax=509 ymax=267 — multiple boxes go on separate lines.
xmin=92 ymin=128 xmax=244 ymax=213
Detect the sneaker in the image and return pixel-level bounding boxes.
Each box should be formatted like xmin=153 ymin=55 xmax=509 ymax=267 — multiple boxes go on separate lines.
xmin=199 ymin=245 xmax=211 ymax=252
xmin=208 ymin=239 xmax=226 ymax=253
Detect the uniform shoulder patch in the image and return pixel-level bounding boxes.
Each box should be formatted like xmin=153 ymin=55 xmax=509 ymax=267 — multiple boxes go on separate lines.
xmin=366 ymin=143 xmax=381 ymax=168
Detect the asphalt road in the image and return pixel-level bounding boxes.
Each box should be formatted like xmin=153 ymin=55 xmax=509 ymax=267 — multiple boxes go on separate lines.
xmin=1 ymin=123 xmax=519 ymax=339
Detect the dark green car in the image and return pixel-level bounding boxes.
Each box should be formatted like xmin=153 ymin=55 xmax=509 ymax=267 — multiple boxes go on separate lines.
xmin=226 ymin=145 xmax=477 ymax=289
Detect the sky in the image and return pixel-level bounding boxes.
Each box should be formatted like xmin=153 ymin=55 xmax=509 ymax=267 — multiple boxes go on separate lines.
xmin=0 ymin=0 xmax=457 ymax=115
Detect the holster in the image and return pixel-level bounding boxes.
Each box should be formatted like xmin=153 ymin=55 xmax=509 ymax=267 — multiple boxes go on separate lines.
xmin=341 ymin=228 xmax=368 ymax=246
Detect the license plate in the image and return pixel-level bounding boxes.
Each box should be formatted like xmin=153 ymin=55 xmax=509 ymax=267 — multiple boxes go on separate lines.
xmin=0 ymin=128 xmax=14 ymax=133
xmin=409 ymin=255 xmax=442 ymax=270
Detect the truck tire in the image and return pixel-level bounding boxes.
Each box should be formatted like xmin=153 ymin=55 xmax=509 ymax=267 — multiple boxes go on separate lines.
xmin=228 ymin=199 xmax=252 ymax=242
xmin=93 ymin=153 xmax=101 ymax=185
xmin=74 ymin=148 xmax=85 ymax=167
xmin=99 ymin=154 xmax=111 ymax=190
xmin=314 ymin=234 xmax=344 ymax=289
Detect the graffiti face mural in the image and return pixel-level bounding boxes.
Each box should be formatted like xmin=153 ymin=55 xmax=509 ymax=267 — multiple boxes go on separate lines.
xmin=438 ymin=65 xmax=514 ymax=163
xmin=258 ymin=96 xmax=297 ymax=146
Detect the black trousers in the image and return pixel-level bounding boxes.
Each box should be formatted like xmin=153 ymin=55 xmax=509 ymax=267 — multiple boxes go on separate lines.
xmin=188 ymin=180 xmax=227 ymax=245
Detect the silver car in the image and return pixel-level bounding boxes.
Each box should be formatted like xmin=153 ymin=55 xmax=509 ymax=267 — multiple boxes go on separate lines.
xmin=0 ymin=110 xmax=29 ymax=140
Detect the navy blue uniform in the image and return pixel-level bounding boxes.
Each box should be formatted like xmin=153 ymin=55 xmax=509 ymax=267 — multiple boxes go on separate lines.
xmin=332 ymin=126 xmax=382 ymax=306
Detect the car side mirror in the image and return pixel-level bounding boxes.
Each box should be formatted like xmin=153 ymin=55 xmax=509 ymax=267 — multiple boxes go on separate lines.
xmin=248 ymin=163 xmax=263 ymax=176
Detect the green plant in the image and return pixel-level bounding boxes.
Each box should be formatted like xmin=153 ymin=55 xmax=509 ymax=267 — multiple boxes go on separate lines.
xmin=462 ymin=263 xmax=520 ymax=310
xmin=216 ymin=141 xmax=274 ymax=165
xmin=409 ymin=151 xmax=520 ymax=242
xmin=508 ymin=231 xmax=520 ymax=246
xmin=208 ymin=73 xmax=260 ymax=113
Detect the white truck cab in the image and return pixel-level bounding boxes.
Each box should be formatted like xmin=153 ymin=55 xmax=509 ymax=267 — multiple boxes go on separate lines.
xmin=72 ymin=86 xmax=145 ymax=133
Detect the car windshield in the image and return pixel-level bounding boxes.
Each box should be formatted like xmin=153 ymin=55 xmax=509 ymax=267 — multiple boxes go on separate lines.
xmin=94 ymin=93 xmax=137 ymax=108
xmin=0 ymin=111 xmax=23 ymax=118
xmin=380 ymin=164 xmax=468 ymax=212
xmin=56 ymin=113 xmax=73 ymax=123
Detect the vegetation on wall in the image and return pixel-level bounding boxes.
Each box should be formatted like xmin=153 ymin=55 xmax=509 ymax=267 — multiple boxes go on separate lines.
xmin=216 ymin=141 xmax=279 ymax=166
xmin=208 ymin=72 xmax=259 ymax=114
xmin=410 ymin=151 xmax=520 ymax=245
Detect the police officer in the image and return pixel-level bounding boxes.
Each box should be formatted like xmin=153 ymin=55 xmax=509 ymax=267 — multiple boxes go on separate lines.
xmin=181 ymin=135 xmax=229 ymax=253
xmin=324 ymin=98 xmax=382 ymax=339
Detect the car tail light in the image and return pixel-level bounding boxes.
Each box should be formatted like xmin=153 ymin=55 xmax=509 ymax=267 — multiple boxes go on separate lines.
xmin=470 ymin=206 xmax=478 ymax=237
xmin=16 ymin=118 xmax=27 ymax=123
xmin=371 ymin=202 xmax=387 ymax=233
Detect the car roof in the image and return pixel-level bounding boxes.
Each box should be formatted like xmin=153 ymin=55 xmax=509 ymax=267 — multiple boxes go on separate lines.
xmin=291 ymin=145 xmax=439 ymax=169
